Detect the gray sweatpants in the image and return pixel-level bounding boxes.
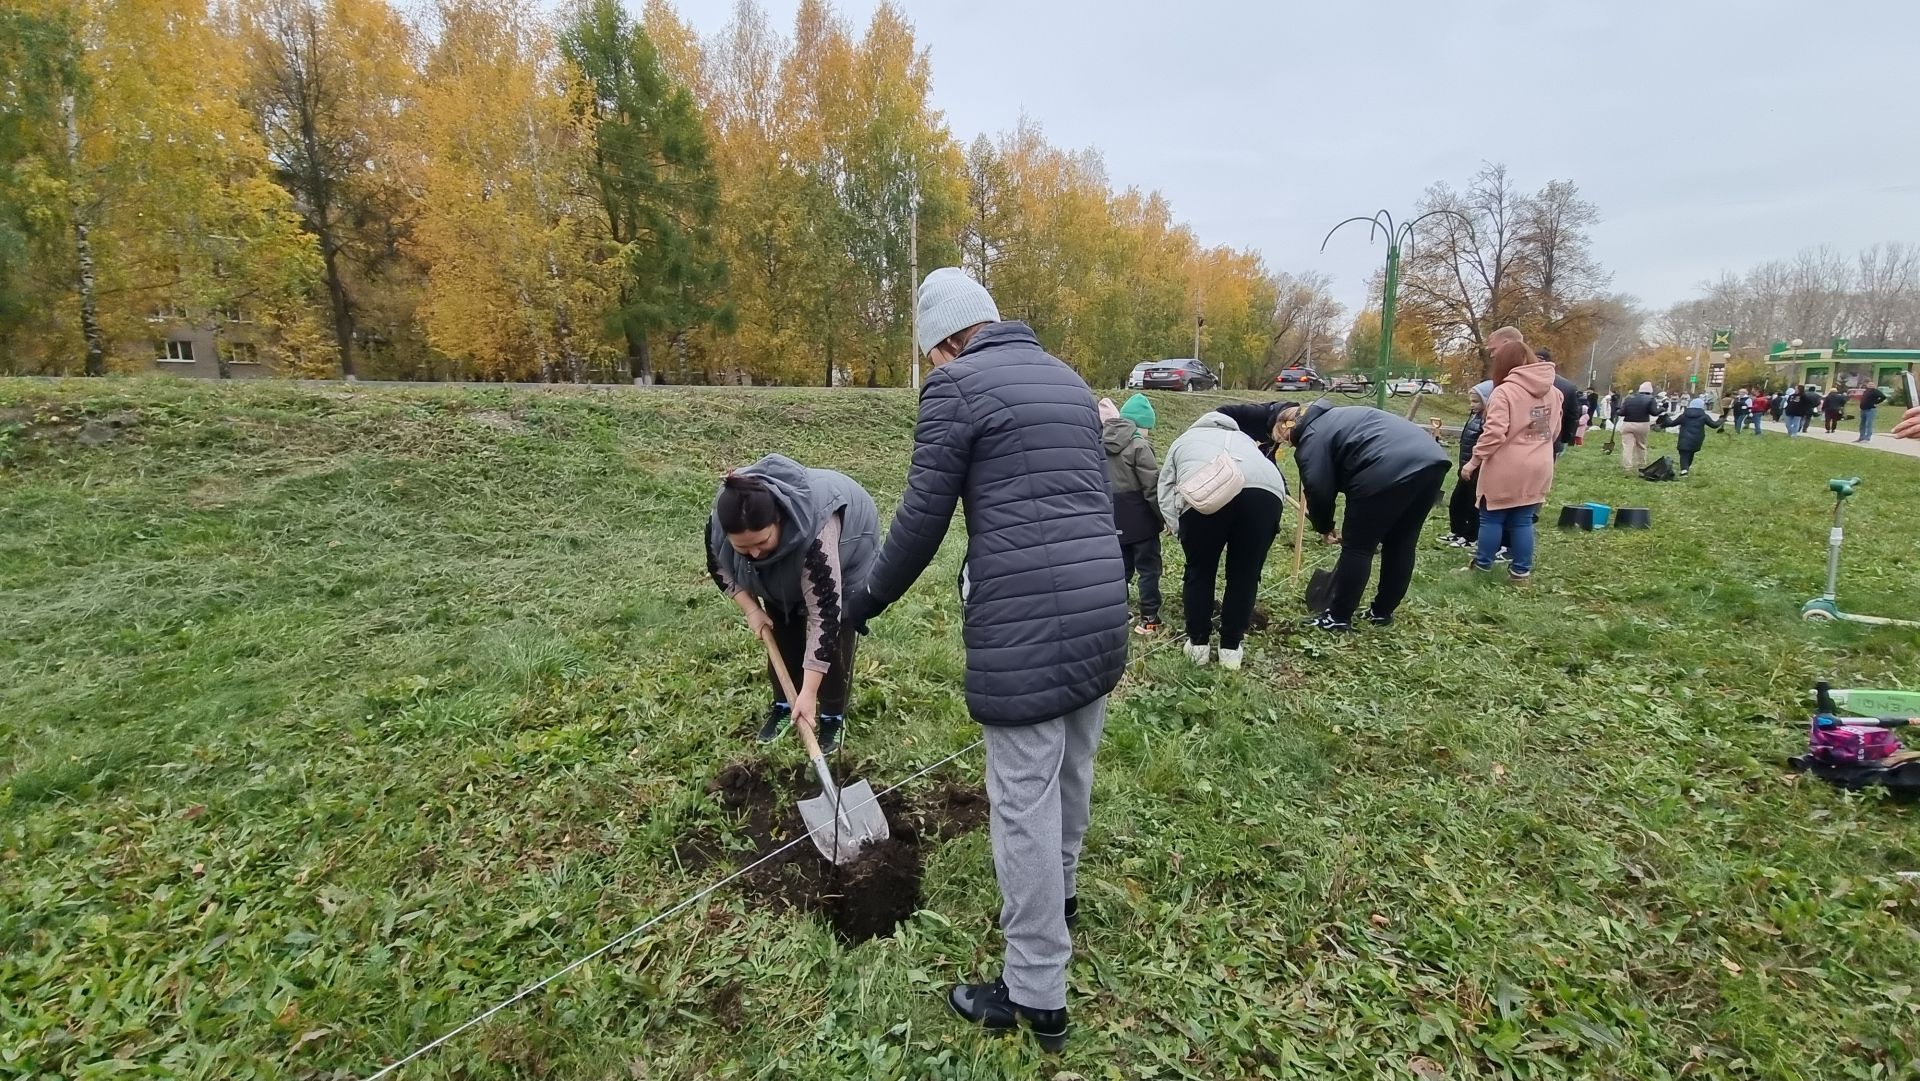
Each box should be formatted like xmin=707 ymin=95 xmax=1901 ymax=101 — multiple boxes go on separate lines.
xmin=983 ymin=695 xmax=1107 ymax=1011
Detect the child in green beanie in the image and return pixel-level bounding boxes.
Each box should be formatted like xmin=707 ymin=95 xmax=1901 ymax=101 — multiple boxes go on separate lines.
xmin=1100 ymin=394 xmax=1164 ymax=634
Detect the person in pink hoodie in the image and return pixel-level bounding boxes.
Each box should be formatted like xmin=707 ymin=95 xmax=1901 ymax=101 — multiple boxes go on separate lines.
xmin=1461 ymin=327 xmax=1563 ymax=583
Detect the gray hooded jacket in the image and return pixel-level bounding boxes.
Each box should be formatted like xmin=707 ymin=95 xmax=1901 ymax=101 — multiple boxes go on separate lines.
xmin=706 ymin=454 xmax=878 ymax=619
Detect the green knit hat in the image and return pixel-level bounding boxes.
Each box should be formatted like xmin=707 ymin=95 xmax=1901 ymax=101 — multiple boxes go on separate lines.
xmin=1119 ymin=392 xmax=1156 ymax=430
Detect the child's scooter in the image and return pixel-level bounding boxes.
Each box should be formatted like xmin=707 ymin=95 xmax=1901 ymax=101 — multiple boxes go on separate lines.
xmin=1800 ymin=476 xmax=1920 ymax=627
xmin=1790 ymin=681 xmax=1920 ymax=795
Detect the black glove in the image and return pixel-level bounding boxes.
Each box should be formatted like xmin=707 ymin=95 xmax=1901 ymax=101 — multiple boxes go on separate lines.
xmin=845 ymin=586 xmax=875 ymax=636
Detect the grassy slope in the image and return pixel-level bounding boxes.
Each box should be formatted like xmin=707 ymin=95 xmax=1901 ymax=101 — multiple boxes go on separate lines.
xmin=3 ymin=379 xmax=1918 ymax=1081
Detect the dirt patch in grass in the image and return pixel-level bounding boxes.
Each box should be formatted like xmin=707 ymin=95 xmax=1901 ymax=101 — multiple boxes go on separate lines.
xmin=684 ymin=760 xmax=988 ymax=944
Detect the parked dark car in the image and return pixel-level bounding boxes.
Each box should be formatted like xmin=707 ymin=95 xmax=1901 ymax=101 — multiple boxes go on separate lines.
xmin=1328 ymin=373 xmax=1374 ymax=395
xmin=1138 ymin=358 xmax=1219 ymax=392
xmin=1273 ymin=366 xmax=1324 ymax=392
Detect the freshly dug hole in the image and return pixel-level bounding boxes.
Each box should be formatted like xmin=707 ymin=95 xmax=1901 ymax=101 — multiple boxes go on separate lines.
xmin=688 ymin=760 xmax=988 ymax=944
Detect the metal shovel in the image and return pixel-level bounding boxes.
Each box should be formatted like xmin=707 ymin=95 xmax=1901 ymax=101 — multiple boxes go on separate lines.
xmin=758 ymin=628 xmax=889 ymax=865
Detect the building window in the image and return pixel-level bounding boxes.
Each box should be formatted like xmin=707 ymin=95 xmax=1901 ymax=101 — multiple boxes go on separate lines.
xmin=149 ymin=301 xmax=187 ymax=323
xmin=159 ymin=339 xmax=195 ymax=363
xmin=215 ymin=304 xmax=254 ymax=324
xmin=221 ymin=341 xmax=261 ymax=365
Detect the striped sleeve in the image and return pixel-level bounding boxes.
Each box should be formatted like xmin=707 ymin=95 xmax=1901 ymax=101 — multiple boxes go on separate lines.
xmin=799 ymin=511 xmax=845 ymax=674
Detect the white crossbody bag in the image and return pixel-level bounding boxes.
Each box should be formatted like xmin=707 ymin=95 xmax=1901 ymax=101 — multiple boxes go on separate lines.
xmin=1177 ymin=451 xmax=1246 ymax=515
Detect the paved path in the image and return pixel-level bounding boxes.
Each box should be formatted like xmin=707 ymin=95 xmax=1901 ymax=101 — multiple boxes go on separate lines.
xmin=1779 ymin=426 xmax=1920 ymax=458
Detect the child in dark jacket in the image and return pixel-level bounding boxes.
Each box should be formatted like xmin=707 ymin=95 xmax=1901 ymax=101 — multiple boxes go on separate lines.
xmin=1440 ymin=382 xmax=1490 ymax=547
xmin=1100 ymin=393 xmax=1164 ymax=634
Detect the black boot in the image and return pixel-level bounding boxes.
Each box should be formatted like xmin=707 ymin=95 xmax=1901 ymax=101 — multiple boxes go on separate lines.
xmin=946 ymin=979 xmax=1068 ymax=1052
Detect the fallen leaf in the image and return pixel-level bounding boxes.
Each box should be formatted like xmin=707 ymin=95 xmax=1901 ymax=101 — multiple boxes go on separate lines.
xmin=183 ymin=804 xmax=206 ymax=820
xmin=1720 ymin=958 xmax=1742 ymax=975
xmin=1410 ymin=1055 xmax=1445 ymax=1080
xmin=1370 ymin=913 xmax=1390 ymax=927
xmin=291 ymin=1027 xmax=332 ymax=1053
xmin=191 ymin=863 xmax=206 ymax=877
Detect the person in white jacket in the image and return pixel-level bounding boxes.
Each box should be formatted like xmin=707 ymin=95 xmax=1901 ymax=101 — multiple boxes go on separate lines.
xmin=1157 ymin=412 xmax=1290 ymax=669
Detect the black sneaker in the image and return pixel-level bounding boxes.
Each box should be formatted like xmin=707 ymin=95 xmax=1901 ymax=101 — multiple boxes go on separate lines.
xmin=1362 ymin=608 xmax=1394 ymax=627
xmin=815 ymin=714 xmax=845 ymax=755
xmin=1308 ymin=613 xmax=1352 ymax=634
xmin=756 ymin=703 xmax=790 ymax=744
xmin=947 ymin=979 xmax=1068 ymax=1052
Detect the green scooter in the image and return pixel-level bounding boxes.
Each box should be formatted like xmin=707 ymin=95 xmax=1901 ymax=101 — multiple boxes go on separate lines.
xmin=1800 ymin=476 xmax=1920 ymax=627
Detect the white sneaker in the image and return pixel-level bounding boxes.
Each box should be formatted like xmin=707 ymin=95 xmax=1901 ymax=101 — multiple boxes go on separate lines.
xmin=1218 ymin=647 xmax=1244 ymax=670
xmin=1183 ymin=642 xmax=1211 ymax=666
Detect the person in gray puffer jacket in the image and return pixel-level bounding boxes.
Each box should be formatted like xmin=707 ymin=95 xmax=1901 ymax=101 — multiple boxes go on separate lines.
xmin=851 ymin=267 xmax=1127 ymax=1052
xmin=707 ymin=454 xmax=878 ymax=754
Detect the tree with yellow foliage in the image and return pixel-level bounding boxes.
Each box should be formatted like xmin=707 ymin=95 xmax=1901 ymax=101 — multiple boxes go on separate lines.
xmin=414 ymin=0 xmax=614 ymax=381
xmin=236 ymin=0 xmax=419 ymax=379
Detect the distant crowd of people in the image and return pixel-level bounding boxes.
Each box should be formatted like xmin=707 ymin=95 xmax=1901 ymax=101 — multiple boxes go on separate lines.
xmin=698 ymin=265 xmax=1920 ymax=1052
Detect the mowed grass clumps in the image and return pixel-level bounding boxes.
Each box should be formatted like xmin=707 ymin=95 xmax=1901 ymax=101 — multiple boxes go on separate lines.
xmin=3 ymin=378 xmax=1918 ymax=1080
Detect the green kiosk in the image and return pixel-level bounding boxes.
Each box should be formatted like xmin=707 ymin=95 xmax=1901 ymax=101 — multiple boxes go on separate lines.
xmin=1769 ymin=338 xmax=1918 ymax=402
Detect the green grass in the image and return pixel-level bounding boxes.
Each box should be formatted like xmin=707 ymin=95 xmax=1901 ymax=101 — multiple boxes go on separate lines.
xmin=4 ymin=378 xmax=1919 ymax=1081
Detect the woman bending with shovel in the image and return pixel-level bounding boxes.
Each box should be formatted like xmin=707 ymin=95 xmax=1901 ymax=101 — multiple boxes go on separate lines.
xmin=707 ymin=455 xmax=878 ymax=754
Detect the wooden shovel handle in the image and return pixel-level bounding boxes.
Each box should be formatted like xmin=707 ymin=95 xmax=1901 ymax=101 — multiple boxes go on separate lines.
xmin=757 ymin=626 xmax=827 ymax=762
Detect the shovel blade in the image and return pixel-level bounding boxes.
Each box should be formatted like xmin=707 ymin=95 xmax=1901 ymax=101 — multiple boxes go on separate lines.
xmin=797 ymin=779 xmax=890 ymax=866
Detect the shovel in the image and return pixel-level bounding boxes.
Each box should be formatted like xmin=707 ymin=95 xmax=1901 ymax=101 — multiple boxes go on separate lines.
xmin=757 ymin=628 xmax=889 ymax=865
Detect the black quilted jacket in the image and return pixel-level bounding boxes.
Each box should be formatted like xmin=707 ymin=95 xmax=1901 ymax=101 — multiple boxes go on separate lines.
xmin=857 ymin=322 xmax=1129 ymax=726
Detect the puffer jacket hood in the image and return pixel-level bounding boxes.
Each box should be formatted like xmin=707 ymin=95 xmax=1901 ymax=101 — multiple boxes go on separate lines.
xmin=1101 ymin=415 xmax=1139 ymax=454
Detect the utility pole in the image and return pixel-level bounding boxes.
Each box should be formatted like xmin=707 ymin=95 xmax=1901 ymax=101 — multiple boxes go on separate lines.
xmin=908 ymin=183 xmax=921 ymax=391
xmin=1193 ymin=284 xmax=1203 ymax=361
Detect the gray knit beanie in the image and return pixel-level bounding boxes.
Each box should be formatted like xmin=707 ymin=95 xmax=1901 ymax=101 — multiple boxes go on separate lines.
xmin=916 ymin=268 xmax=1000 ymax=356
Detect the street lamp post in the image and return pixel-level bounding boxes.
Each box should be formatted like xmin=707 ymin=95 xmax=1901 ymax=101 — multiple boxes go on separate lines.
xmin=1322 ymin=208 xmax=1472 ymax=410
xmin=908 ymin=183 xmax=921 ymax=391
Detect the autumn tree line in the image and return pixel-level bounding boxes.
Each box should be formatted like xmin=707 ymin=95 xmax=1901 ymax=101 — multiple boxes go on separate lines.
xmin=4 ymin=0 xmax=1909 ymax=390
xmin=0 ymin=0 xmax=1341 ymax=387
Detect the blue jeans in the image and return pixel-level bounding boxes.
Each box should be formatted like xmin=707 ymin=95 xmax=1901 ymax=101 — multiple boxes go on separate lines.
xmin=1786 ymin=415 xmax=1804 ymax=436
xmin=1474 ymin=503 xmax=1540 ymax=576
xmin=1860 ymin=408 xmax=1877 ymax=441
xmin=1750 ymin=414 xmax=1763 ymax=434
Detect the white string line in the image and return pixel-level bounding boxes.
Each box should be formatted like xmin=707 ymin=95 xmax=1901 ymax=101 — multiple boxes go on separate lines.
xmin=361 ymin=737 xmax=985 ymax=1081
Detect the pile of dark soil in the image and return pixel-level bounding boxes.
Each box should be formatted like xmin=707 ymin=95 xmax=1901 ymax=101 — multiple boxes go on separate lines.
xmin=683 ymin=760 xmax=988 ymax=944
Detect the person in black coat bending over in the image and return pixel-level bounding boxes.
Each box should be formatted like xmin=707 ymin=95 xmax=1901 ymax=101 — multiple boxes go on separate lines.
xmin=1213 ymin=400 xmax=1288 ymax=462
xmin=1278 ymin=400 xmax=1451 ymax=632
xmin=850 ymin=268 xmax=1128 ymax=1052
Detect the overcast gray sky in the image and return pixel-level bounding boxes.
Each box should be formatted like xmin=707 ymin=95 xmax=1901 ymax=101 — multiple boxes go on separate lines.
xmin=673 ymin=0 xmax=1920 ymax=322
